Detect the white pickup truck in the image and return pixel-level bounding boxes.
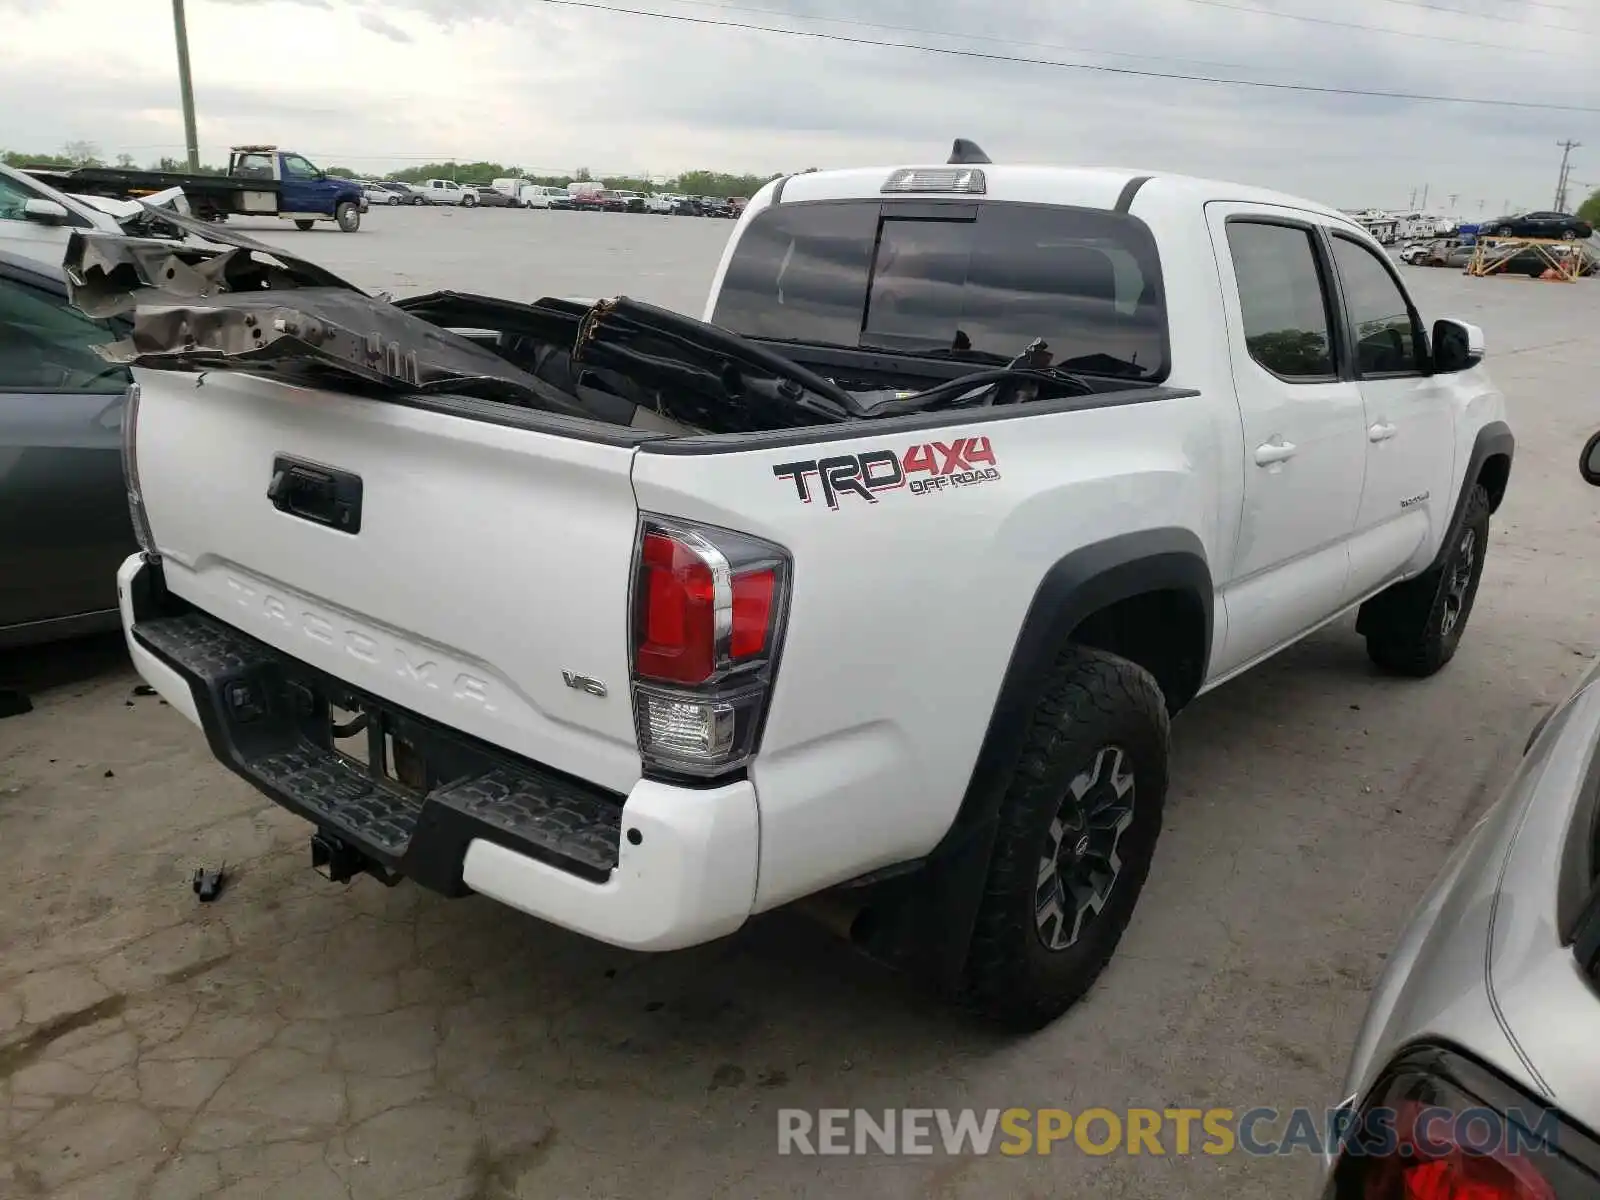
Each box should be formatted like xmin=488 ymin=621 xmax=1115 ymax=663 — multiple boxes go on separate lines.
xmin=418 ymin=178 xmax=479 ymax=206
xmin=84 ymin=141 xmax=1512 ymax=1028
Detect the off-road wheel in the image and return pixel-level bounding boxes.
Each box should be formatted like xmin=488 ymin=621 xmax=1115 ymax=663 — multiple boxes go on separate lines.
xmin=1361 ymin=484 xmax=1490 ymax=677
xmin=962 ymin=645 xmax=1169 ymax=1031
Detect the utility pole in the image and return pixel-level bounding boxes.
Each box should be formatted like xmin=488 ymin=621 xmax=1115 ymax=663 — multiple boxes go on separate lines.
xmin=1408 ymin=186 xmax=1417 ymax=208
xmin=1420 ymin=183 xmax=1429 ymax=210
xmin=1555 ymin=139 xmax=1581 ymax=211
xmin=172 ymin=0 xmax=200 ymax=171
xmin=1448 ymin=193 xmax=1459 ymax=211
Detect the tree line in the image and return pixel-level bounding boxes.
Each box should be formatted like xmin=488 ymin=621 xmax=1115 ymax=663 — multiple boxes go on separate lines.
xmin=1 ymin=144 xmax=797 ymax=199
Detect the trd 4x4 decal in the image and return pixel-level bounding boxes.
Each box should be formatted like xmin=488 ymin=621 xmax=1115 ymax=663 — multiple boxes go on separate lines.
xmin=772 ymin=436 xmax=1000 ymax=510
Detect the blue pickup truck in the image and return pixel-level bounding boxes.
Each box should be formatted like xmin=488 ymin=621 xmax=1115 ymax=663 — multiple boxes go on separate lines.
xmin=23 ymin=146 xmax=368 ymax=232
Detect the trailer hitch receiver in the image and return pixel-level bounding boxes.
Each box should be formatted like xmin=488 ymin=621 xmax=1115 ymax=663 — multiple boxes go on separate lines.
xmin=310 ymin=831 xmax=399 ymax=887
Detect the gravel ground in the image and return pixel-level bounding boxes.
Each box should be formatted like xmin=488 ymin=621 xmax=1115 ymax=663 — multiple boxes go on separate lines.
xmin=2 ymin=207 xmax=1598 ymax=1199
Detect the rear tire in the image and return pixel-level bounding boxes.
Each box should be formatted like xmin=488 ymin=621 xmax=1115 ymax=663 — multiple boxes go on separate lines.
xmin=335 ymin=201 xmax=360 ymax=232
xmin=293 ymin=219 xmax=315 ymax=231
xmin=1361 ymin=484 xmax=1491 ymax=677
xmin=387 ymin=194 xmax=402 ymax=205
xmin=462 ymin=193 xmax=478 ymax=208
xmin=962 ymin=645 xmax=1169 ymax=1031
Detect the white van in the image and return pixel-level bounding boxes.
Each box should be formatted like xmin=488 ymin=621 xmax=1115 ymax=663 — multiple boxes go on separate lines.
xmin=518 ymin=185 xmax=570 ymax=209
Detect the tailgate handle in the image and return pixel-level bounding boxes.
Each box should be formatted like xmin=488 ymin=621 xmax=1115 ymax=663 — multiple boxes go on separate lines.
xmin=267 ymin=455 xmax=363 ymax=534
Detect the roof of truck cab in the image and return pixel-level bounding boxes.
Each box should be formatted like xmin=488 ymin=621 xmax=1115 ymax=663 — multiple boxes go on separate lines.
xmin=769 ymin=164 xmax=1358 ymax=228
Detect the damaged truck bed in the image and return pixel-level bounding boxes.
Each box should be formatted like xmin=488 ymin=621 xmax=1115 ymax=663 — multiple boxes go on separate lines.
xmin=64 ymin=216 xmax=1180 ymax=439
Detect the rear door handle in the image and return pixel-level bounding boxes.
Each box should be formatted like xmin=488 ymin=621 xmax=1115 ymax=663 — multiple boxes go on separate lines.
xmin=1368 ymin=422 xmax=1398 ymax=442
xmin=1254 ymin=438 xmax=1298 ymax=466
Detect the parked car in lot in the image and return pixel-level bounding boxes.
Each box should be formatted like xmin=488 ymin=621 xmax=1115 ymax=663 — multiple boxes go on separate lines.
xmin=1319 ymin=434 xmax=1600 ymax=1196
xmin=2 ymin=163 xmax=142 ymax=268
xmin=1402 ymin=239 xmax=1472 ymax=269
xmin=488 ymin=178 xmax=527 ymax=205
xmin=603 ymin=190 xmax=646 ymax=213
xmin=519 ymin=185 xmax=571 ymax=210
xmin=697 ymin=195 xmax=732 ymax=217
xmin=0 ymin=249 xmax=135 ymax=648
xmin=1483 ymin=210 xmax=1593 ymax=240
xmin=0 ymin=162 xmax=189 ymax=270
xmin=472 ymin=186 xmax=518 ymax=208
xmin=419 ymin=179 xmax=479 ymax=206
xmin=368 ymin=182 xmax=409 ymax=206
xmin=570 ymin=190 xmax=608 ymax=212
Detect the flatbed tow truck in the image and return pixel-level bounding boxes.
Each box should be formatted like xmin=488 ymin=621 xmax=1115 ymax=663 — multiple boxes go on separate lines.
xmin=22 ymin=145 xmax=367 ymax=232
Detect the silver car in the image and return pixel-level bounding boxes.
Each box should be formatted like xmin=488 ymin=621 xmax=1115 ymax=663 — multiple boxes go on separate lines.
xmin=1320 ymin=436 xmax=1600 ymax=1195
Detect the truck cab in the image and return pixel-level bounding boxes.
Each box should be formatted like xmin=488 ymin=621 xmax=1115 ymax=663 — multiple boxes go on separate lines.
xmin=227 ymin=146 xmax=366 ymax=231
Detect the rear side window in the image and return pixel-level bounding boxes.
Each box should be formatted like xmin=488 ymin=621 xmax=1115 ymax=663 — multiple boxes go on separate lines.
xmin=235 ymin=153 xmax=274 ymax=179
xmin=712 ymin=200 xmax=1169 ymax=380
xmin=1225 ymin=220 xmax=1335 ymax=381
xmin=1329 ymin=234 xmax=1421 ymax=375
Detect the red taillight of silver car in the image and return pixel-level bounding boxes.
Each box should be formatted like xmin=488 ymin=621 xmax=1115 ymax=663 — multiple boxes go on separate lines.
xmin=1324 ymin=1045 xmax=1599 ymax=1199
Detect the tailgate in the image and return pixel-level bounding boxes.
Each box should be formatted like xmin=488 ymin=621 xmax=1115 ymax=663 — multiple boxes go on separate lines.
xmin=133 ymin=367 xmax=645 ymax=795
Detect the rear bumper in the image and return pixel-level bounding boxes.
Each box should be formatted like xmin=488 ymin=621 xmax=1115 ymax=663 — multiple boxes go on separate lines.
xmin=116 ymin=553 xmax=759 ymax=951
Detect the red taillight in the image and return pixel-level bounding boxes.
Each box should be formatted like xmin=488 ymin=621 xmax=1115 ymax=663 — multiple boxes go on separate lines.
xmin=637 ymin=532 xmax=717 ymax=684
xmin=730 ymin=568 xmax=775 ymax=658
xmin=1397 ymin=1155 xmax=1553 ymax=1199
xmin=1327 ymin=1048 xmax=1596 ymax=1200
xmin=630 ymin=518 xmax=790 ymax=778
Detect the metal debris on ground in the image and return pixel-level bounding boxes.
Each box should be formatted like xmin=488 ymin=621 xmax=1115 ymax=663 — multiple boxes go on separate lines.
xmin=192 ymin=865 xmax=228 ymax=902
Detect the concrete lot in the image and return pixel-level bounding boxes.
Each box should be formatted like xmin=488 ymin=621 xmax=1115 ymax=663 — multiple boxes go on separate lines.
xmin=3 ymin=207 xmax=1600 ymax=1199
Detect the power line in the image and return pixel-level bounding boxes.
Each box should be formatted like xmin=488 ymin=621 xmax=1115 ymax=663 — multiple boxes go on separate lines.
xmin=632 ymin=0 xmax=1272 ymax=73
xmin=1181 ymin=0 xmax=1570 ymax=54
xmin=530 ymin=0 xmax=1600 ymax=112
xmin=1365 ymin=0 xmax=1593 ymax=36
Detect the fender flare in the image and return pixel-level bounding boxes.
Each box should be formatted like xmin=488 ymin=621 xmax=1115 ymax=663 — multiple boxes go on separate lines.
xmin=862 ymin=528 xmax=1213 ymax=987
xmin=945 ymin=526 xmax=1212 ymax=840
xmin=1431 ymin=420 xmax=1514 ymax=573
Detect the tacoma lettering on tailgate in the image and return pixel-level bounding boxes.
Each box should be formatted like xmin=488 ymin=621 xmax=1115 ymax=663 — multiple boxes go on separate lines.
xmin=223 ymin=575 xmax=498 ymax=713
xmin=772 ymin=436 xmax=1000 ymax=510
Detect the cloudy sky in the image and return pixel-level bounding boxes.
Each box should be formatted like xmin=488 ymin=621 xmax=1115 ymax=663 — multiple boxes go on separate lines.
xmin=4 ymin=0 xmax=1596 ymax=212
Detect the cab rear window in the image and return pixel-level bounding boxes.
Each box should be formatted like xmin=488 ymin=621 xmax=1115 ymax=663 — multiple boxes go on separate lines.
xmin=711 ymin=199 xmax=1169 ymax=381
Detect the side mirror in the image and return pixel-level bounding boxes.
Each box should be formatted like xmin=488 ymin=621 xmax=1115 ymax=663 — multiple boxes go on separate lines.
xmin=22 ymin=197 xmax=70 ymax=225
xmin=1431 ymin=317 xmax=1484 ymax=374
xmin=1581 ymin=432 xmax=1600 ymax=487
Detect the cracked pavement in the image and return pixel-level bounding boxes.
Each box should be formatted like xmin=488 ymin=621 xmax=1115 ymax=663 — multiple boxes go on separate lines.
xmin=3 ymin=212 xmax=1600 ymax=1198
